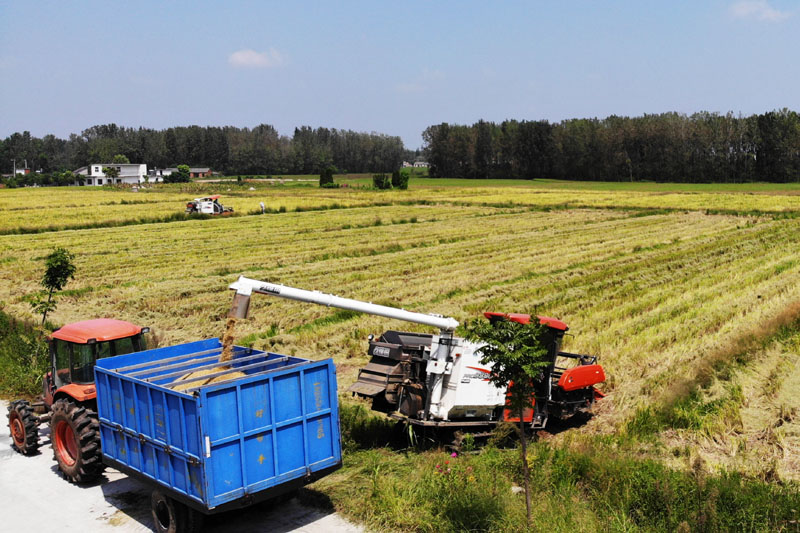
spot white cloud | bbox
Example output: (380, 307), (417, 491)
(730, 0), (791, 22)
(228, 48), (286, 68)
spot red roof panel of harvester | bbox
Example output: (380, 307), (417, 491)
(483, 312), (568, 331)
(51, 319), (143, 344)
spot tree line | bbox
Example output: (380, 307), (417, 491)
(423, 110), (800, 182)
(0, 124), (406, 177)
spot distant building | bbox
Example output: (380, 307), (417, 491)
(402, 161), (413, 168)
(148, 168), (171, 181)
(189, 167), (212, 178)
(152, 167), (212, 179)
(73, 164), (148, 186)
(413, 161), (429, 168)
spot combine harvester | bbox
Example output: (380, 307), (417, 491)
(7, 315), (341, 533)
(229, 276), (606, 433)
(185, 195), (234, 215)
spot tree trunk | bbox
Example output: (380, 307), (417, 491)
(41, 289), (53, 326)
(519, 405), (532, 526)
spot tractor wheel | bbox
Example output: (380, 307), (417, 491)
(7, 400), (40, 455)
(151, 489), (204, 533)
(49, 399), (105, 483)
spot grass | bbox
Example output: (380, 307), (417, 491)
(316, 404), (800, 532)
(0, 308), (50, 398)
(4, 178), (800, 530)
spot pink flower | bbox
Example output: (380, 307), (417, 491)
(451, 452), (458, 457)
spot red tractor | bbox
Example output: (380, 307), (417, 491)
(7, 319), (148, 482)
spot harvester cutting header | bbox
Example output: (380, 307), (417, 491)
(229, 276), (605, 430)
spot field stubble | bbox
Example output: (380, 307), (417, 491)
(3, 182), (800, 492)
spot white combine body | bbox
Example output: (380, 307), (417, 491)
(185, 195), (233, 215)
(228, 276), (605, 429)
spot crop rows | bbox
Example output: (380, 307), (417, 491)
(3, 184), (800, 479)
(4, 182), (800, 234)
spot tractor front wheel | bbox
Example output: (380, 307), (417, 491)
(49, 399), (105, 483)
(7, 400), (40, 454)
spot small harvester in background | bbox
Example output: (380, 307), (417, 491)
(185, 195), (234, 215)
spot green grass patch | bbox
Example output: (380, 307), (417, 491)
(0, 308), (50, 399)
(319, 410), (800, 532)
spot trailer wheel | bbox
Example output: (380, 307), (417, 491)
(7, 400), (40, 455)
(151, 490), (204, 533)
(49, 399), (105, 483)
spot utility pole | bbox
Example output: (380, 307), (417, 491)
(11, 158), (15, 176)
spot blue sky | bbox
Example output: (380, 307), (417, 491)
(1, 1), (798, 148)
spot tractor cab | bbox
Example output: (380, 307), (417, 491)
(45, 319), (149, 405)
(9, 318), (149, 479)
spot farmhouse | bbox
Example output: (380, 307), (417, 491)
(152, 167), (213, 179)
(73, 163), (148, 186)
(148, 168), (170, 181)
(188, 167), (212, 178)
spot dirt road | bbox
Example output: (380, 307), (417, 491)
(1, 400), (360, 533)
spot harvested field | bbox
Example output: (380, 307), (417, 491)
(3, 180), (800, 528)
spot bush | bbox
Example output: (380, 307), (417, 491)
(391, 169), (409, 190)
(372, 173), (392, 190)
(320, 165), (337, 188)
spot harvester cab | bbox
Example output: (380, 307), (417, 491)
(484, 312), (606, 428)
(7, 318), (148, 483)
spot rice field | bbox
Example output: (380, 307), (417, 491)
(2, 179), (800, 485)
(4, 179), (800, 234)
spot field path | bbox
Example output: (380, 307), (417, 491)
(0, 400), (361, 533)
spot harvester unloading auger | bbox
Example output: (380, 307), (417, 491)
(229, 276), (605, 430)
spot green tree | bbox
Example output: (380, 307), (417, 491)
(112, 153), (130, 164)
(372, 173), (392, 189)
(391, 169), (409, 189)
(102, 166), (120, 183)
(319, 165), (337, 187)
(165, 164), (191, 183)
(464, 316), (550, 527)
(30, 247), (76, 326)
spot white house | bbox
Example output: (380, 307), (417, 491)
(148, 168), (171, 181)
(73, 164), (148, 186)
(413, 161), (429, 168)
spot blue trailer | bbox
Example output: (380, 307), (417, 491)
(94, 338), (342, 532)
